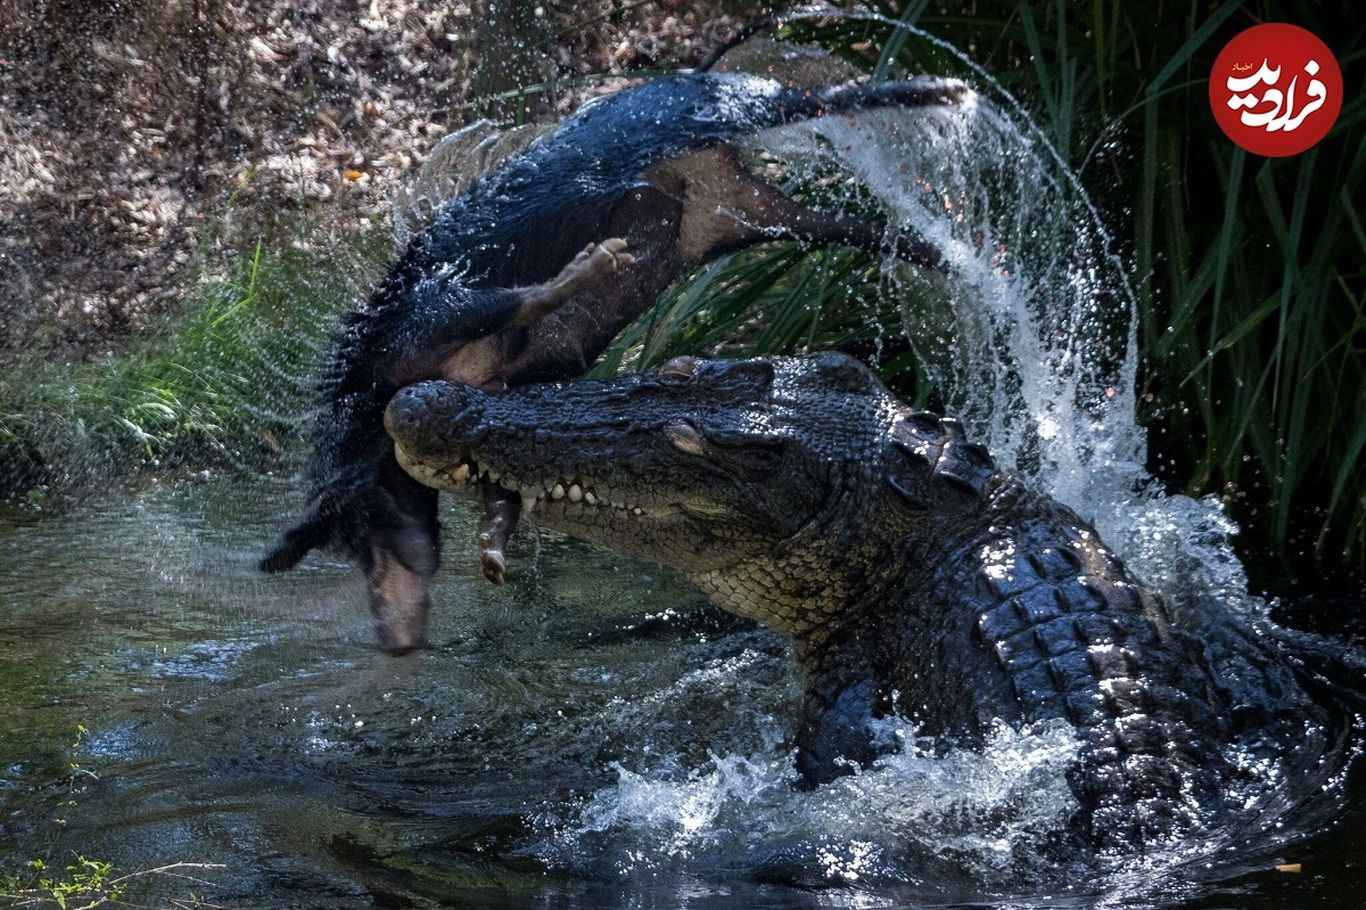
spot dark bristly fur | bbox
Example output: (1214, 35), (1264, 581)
(261, 71), (970, 652)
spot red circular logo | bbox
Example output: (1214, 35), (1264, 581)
(1209, 23), (1342, 157)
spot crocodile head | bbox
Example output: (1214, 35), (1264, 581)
(384, 353), (990, 642)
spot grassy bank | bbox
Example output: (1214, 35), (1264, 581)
(0, 224), (391, 497)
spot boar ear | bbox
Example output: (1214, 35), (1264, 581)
(809, 352), (877, 394)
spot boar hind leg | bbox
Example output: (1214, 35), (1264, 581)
(438, 237), (637, 390)
(510, 237), (636, 325)
(673, 144), (941, 268)
(398, 238), (635, 388)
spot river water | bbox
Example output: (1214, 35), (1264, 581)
(0, 474), (1362, 908)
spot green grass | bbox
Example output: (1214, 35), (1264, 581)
(0, 224), (390, 496)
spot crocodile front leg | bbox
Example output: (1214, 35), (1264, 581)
(794, 641), (893, 787)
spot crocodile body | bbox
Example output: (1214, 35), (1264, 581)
(382, 353), (1357, 854)
(259, 72), (967, 652)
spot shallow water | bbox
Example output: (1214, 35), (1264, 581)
(0, 475), (1361, 909)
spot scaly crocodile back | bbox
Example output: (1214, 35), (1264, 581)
(885, 409), (1241, 851)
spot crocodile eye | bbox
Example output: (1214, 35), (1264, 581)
(704, 428), (788, 473)
(664, 419), (706, 456)
(659, 355), (698, 383)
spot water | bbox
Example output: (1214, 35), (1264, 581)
(2, 476), (1360, 908)
(3, 20), (1363, 910)
(752, 28), (1253, 624)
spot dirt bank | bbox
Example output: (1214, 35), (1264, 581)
(0, 0), (742, 361)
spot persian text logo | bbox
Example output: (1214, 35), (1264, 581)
(1209, 23), (1343, 157)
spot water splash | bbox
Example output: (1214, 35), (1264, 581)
(533, 659), (1082, 889)
(767, 102), (1141, 506)
(750, 20), (1257, 620)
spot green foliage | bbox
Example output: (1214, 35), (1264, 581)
(0, 856), (219, 909)
(1, 855), (120, 909)
(603, 1), (1364, 576)
(594, 245), (908, 378)
(0, 226), (389, 494)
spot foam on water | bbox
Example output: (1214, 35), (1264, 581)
(532, 649), (1082, 888)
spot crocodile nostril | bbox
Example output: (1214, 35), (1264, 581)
(384, 386), (432, 438)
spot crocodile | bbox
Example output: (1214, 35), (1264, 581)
(258, 71), (969, 653)
(382, 352), (1361, 854)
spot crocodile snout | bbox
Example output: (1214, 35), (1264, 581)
(385, 381), (485, 459)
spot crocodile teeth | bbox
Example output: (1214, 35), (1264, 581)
(487, 474), (651, 514)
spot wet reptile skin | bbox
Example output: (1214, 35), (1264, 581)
(384, 352), (1349, 856)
